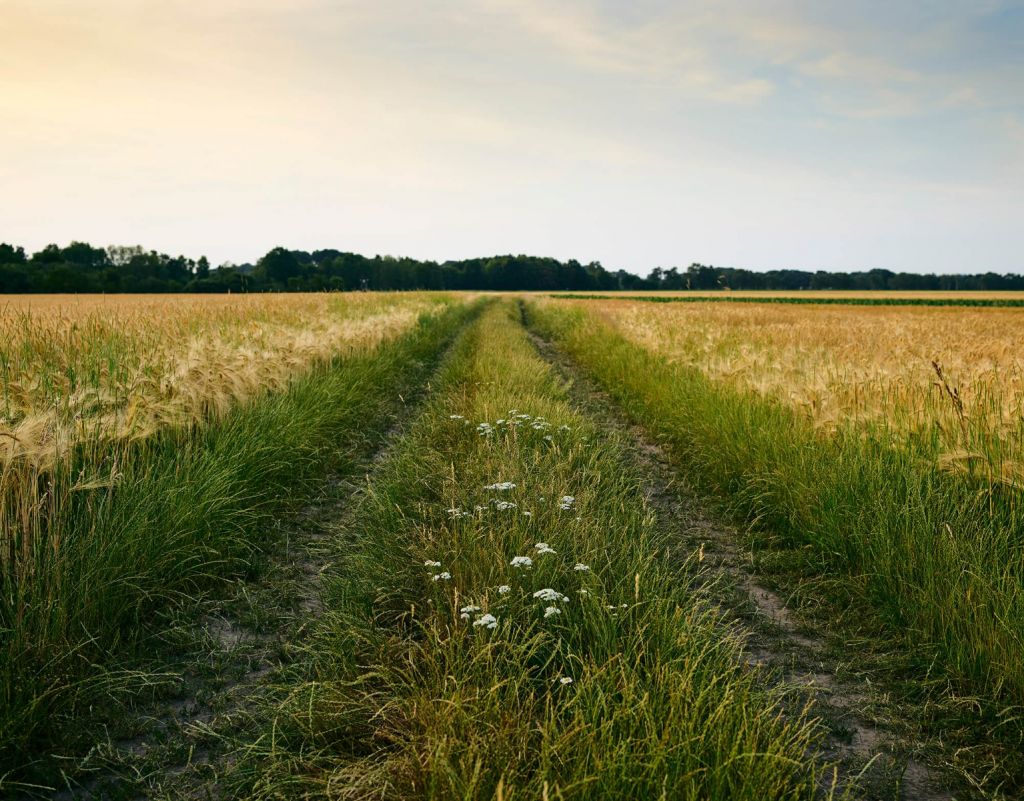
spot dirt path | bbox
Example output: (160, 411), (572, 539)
(525, 322), (956, 801)
(44, 309), (959, 800)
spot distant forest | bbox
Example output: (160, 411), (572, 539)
(1, 241), (1022, 293)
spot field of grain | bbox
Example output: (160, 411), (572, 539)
(7, 292), (1024, 800)
(587, 299), (1024, 479)
(0, 293), (441, 468)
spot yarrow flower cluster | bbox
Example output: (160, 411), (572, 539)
(423, 560), (442, 568)
(432, 571), (452, 582)
(510, 555), (533, 569)
(477, 422), (494, 436)
(544, 606), (562, 618)
(493, 500), (517, 511)
(573, 563), (590, 572)
(484, 481), (516, 491)
(459, 603), (498, 630)
(497, 584), (512, 594)
(533, 588), (569, 603)
(558, 496), (575, 511)
(534, 541), (556, 555)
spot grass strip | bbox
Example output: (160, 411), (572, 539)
(0, 300), (481, 788)
(228, 301), (837, 800)
(554, 294), (1024, 308)
(525, 300), (1024, 793)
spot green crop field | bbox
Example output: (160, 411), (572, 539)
(4, 293), (1024, 800)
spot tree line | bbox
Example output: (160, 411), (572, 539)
(1, 242), (1021, 293)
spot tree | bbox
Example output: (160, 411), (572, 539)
(256, 247), (301, 287)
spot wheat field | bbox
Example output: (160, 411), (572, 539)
(0, 293), (445, 470)
(571, 298), (1024, 487)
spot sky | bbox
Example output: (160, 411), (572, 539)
(1, 1), (1022, 275)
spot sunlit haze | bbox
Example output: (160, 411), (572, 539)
(2, 1), (1022, 273)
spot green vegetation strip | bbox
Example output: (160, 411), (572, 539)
(227, 302), (834, 800)
(0, 301), (480, 787)
(526, 301), (1024, 792)
(554, 293), (1024, 308)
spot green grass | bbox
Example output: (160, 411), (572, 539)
(554, 293), (1024, 308)
(225, 302), (839, 800)
(0, 300), (479, 789)
(525, 300), (1024, 794)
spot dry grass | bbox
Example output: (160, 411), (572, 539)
(0, 293), (444, 469)
(577, 299), (1024, 478)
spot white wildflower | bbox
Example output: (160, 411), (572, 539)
(533, 588), (569, 603)
(484, 481), (516, 491)
(494, 500), (517, 511)
(558, 496), (575, 510)
(559, 425), (571, 432)
(477, 422), (494, 436)
(559, 676), (574, 685)
(423, 560), (442, 568)
(522, 511), (532, 518)
(543, 606), (561, 618)
(510, 556), (533, 569)
(473, 613), (498, 629)
(449, 414), (464, 420)
(573, 563), (590, 572)
(543, 435), (553, 442)
(432, 572), (452, 582)
(497, 584), (512, 595)
(534, 542), (556, 555)
(460, 605), (481, 614)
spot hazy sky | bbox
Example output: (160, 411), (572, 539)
(2, 1), (1022, 274)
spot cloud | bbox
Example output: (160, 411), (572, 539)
(476, 0), (776, 105)
(0, 0), (1021, 272)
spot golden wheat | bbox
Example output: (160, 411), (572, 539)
(0, 293), (445, 469)
(549, 298), (1024, 479)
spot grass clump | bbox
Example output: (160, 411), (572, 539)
(230, 302), (838, 800)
